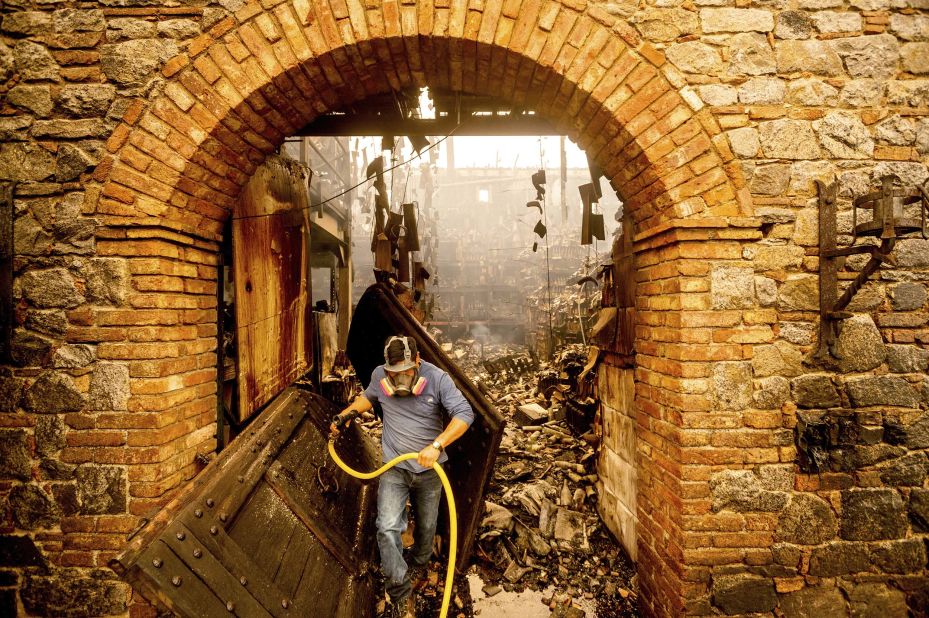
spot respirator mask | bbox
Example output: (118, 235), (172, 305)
(387, 370), (419, 397)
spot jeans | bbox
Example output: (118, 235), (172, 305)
(376, 466), (443, 602)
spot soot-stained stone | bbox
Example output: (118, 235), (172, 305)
(11, 329), (53, 368)
(0, 535), (47, 568)
(846, 376), (920, 408)
(778, 585), (847, 617)
(809, 542), (871, 576)
(909, 489), (929, 532)
(9, 484), (61, 530)
(0, 429), (31, 481)
(51, 483), (79, 517)
(791, 375), (840, 409)
(711, 573), (777, 615)
(870, 538), (927, 573)
(40, 458), (75, 481)
(23, 372), (86, 413)
(840, 488), (908, 541)
(880, 453), (928, 487)
(75, 465), (127, 515)
(21, 569), (128, 618)
(34, 415), (66, 456)
(776, 493), (838, 545)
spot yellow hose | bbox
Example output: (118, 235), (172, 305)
(327, 439), (458, 618)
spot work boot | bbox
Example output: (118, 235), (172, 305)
(408, 564), (427, 592)
(387, 594), (415, 618)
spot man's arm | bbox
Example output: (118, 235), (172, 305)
(416, 418), (469, 468)
(417, 372), (474, 467)
(329, 395), (374, 435)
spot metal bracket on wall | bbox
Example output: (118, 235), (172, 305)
(815, 176), (929, 360)
(0, 182), (14, 364)
(815, 179), (840, 360)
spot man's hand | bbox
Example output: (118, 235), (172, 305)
(329, 411), (357, 437)
(417, 444), (441, 468)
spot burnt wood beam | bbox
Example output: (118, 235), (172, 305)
(295, 114), (560, 137)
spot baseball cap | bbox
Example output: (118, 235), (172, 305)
(384, 336), (418, 372)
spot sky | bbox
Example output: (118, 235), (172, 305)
(436, 135), (590, 170)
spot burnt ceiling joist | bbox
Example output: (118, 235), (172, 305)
(295, 90), (560, 137)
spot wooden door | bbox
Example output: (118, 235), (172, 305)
(111, 389), (379, 617)
(233, 156), (314, 422)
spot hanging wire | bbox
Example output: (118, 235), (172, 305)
(388, 138), (399, 213)
(401, 144), (423, 204)
(233, 129), (457, 221)
(539, 137), (554, 361)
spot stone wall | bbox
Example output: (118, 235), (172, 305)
(1, 5), (225, 616)
(0, 0), (927, 616)
(604, 0), (929, 613)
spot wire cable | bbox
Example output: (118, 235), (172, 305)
(539, 138), (554, 361)
(233, 130), (458, 222)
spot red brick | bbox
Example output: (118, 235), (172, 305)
(66, 431), (127, 447)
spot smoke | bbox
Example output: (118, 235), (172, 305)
(469, 322), (501, 345)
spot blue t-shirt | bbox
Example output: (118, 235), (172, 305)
(363, 360), (475, 473)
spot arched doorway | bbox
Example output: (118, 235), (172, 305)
(93, 2), (748, 615)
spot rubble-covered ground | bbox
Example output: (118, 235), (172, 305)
(378, 341), (639, 618)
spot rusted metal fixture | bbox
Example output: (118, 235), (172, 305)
(579, 183), (605, 246)
(816, 176), (929, 359)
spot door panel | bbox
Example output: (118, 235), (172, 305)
(112, 388), (377, 617)
(233, 156), (314, 422)
(113, 285), (505, 616)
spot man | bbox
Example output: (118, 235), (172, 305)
(330, 335), (474, 618)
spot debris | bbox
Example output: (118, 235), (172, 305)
(514, 519), (551, 557)
(503, 480), (555, 517)
(553, 508), (590, 552)
(481, 501), (514, 532)
(503, 560), (531, 584)
(572, 488), (586, 510)
(551, 606), (586, 618)
(553, 461), (585, 474)
(515, 402), (548, 426)
(459, 339), (636, 617)
(538, 499), (557, 538)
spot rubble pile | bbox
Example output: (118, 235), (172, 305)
(475, 425), (634, 602)
(439, 341), (538, 385)
(464, 343), (637, 617)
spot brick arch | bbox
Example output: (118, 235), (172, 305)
(98, 0), (748, 242)
(90, 2), (752, 616)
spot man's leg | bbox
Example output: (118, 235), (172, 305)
(408, 468), (443, 568)
(376, 467), (413, 604)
